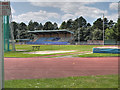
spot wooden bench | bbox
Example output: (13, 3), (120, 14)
(32, 46), (40, 51)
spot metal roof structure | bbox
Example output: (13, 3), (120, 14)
(28, 29), (74, 34)
(16, 39), (32, 41)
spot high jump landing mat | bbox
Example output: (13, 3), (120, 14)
(93, 46), (120, 54)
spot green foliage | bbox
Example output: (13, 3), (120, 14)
(38, 23), (43, 30)
(93, 18), (103, 30)
(28, 20), (34, 31)
(11, 16), (118, 41)
(53, 22), (58, 30)
(92, 28), (103, 40)
(11, 21), (18, 39)
(33, 21), (39, 30)
(105, 21), (118, 41)
(60, 21), (67, 29)
(43, 21), (54, 30)
(18, 22), (28, 39)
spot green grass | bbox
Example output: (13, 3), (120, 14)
(5, 45), (119, 58)
(4, 51), (74, 58)
(5, 75), (118, 88)
(4, 51), (52, 58)
(75, 53), (119, 57)
(11, 44), (105, 51)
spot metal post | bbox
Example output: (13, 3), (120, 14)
(78, 20), (80, 45)
(78, 28), (80, 45)
(0, 15), (4, 90)
(0, 1), (11, 89)
(7, 16), (10, 51)
(103, 14), (104, 45)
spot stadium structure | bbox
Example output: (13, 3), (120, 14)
(27, 30), (74, 45)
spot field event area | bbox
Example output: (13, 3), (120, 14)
(5, 45), (119, 58)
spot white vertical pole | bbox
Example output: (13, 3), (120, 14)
(0, 1), (4, 89)
(0, 15), (4, 90)
(103, 14), (104, 45)
(78, 28), (80, 44)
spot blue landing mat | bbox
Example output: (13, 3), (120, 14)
(93, 48), (120, 54)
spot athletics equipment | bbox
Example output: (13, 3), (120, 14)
(0, 1), (11, 89)
(93, 46), (120, 54)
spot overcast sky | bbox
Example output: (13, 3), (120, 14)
(10, 1), (119, 27)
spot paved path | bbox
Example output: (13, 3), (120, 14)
(4, 57), (118, 80)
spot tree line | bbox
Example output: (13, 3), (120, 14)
(11, 16), (120, 41)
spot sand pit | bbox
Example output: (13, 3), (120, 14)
(24, 50), (76, 54)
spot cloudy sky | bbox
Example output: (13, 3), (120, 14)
(10, 1), (119, 27)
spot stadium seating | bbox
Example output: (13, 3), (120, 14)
(27, 37), (70, 45)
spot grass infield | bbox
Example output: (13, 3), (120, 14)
(5, 44), (119, 58)
(5, 75), (118, 88)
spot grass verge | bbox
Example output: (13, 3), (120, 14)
(74, 53), (119, 57)
(5, 75), (118, 88)
(5, 45), (119, 58)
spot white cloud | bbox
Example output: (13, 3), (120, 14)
(30, 2), (108, 21)
(75, 6), (108, 19)
(8, 0), (119, 2)
(109, 3), (118, 10)
(106, 13), (118, 22)
(12, 2), (118, 25)
(30, 2), (108, 18)
(62, 14), (75, 21)
(12, 10), (60, 23)
(11, 6), (15, 14)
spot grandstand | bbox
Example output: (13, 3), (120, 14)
(27, 30), (74, 45)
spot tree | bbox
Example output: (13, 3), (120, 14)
(108, 20), (115, 28)
(38, 23), (43, 30)
(33, 21), (39, 30)
(60, 21), (67, 29)
(53, 22), (58, 30)
(18, 22), (28, 39)
(66, 19), (73, 29)
(118, 18), (120, 41)
(28, 20), (34, 31)
(43, 21), (54, 30)
(92, 28), (103, 40)
(87, 23), (91, 27)
(75, 16), (87, 28)
(18, 22), (27, 30)
(105, 18), (119, 41)
(93, 18), (103, 30)
(11, 21), (18, 39)
(105, 28), (114, 40)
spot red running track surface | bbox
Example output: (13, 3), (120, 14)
(4, 57), (118, 80)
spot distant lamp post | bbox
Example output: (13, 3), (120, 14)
(78, 20), (80, 45)
(78, 28), (80, 45)
(103, 14), (104, 45)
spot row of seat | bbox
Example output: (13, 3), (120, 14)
(27, 37), (70, 45)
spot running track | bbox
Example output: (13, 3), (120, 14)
(4, 57), (118, 80)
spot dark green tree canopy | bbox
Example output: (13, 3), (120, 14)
(43, 21), (54, 30)
(93, 18), (103, 30)
(60, 21), (67, 29)
(28, 20), (34, 31)
(11, 16), (118, 41)
(53, 22), (58, 30)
